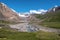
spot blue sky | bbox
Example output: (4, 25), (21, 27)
(0, 0), (60, 13)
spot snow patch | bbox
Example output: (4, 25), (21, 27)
(11, 8), (17, 13)
(19, 13), (28, 17)
(1, 2), (6, 6)
(53, 8), (55, 12)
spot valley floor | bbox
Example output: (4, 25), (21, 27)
(0, 28), (60, 40)
(0, 17), (60, 40)
(39, 22), (60, 29)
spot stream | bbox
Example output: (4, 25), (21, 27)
(9, 17), (60, 33)
(9, 22), (60, 33)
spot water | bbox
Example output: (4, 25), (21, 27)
(9, 22), (60, 33)
(9, 17), (60, 33)
(9, 23), (39, 32)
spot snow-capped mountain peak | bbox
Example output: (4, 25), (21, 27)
(48, 5), (60, 12)
(53, 5), (58, 12)
(0, 2), (20, 22)
(0, 2), (6, 6)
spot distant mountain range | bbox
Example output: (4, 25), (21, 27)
(0, 2), (60, 22)
(30, 5), (60, 22)
(45, 6), (60, 22)
(48, 6), (60, 12)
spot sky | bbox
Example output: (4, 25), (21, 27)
(0, 0), (60, 14)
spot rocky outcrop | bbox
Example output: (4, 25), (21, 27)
(0, 2), (20, 22)
(48, 6), (60, 12)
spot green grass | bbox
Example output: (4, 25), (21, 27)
(0, 20), (20, 25)
(36, 31), (60, 40)
(33, 11), (60, 29)
(0, 28), (60, 40)
(0, 20), (12, 24)
(39, 22), (60, 29)
(0, 28), (38, 40)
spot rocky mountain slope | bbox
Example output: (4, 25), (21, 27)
(44, 6), (60, 22)
(30, 6), (60, 22)
(29, 6), (60, 29)
(0, 2), (20, 22)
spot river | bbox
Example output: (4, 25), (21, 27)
(9, 17), (60, 33)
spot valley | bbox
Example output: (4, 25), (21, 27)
(9, 19), (60, 33)
(0, 2), (60, 40)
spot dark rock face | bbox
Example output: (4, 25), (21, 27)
(55, 6), (60, 11)
(48, 6), (60, 12)
(0, 2), (20, 22)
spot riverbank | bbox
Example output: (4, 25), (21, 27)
(0, 28), (60, 40)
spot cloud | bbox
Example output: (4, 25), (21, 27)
(38, 9), (47, 12)
(18, 9), (47, 17)
(18, 13), (29, 17)
(54, 5), (58, 7)
(30, 10), (41, 14)
(30, 9), (47, 14)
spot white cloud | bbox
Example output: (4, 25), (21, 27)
(38, 9), (47, 12)
(30, 9), (47, 14)
(54, 5), (58, 7)
(30, 10), (41, 14)
(18, 9), (47, 16)
(18, 13), (29, 17)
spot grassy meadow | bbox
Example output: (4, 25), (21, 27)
(0, 28), (60, 40)
(39, 22), (60, 29)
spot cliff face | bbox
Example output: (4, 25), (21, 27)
(0, 3), (20, 22)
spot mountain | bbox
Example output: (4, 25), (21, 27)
(0, 2), (20, 22)
(48, 6), (60, 12)
(44, 6), (60, 22)
(30, 6), (60, 22)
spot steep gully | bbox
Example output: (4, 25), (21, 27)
(9, 17), (60, 33)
